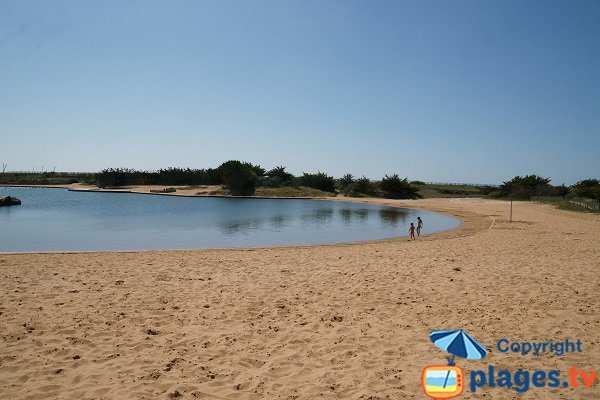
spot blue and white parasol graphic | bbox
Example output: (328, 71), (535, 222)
(429, 329), (488, 391)
(430, 329), (488, 365)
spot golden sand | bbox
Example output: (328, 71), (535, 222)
(1, 198), (598, 399)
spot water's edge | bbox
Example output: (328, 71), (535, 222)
(0, 186), (462, 253)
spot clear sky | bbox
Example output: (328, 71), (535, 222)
(1, 1), (598, 185)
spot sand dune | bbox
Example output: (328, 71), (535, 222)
(1, 198), (598, 399)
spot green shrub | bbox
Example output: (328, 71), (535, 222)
(300, 171), (336, 193)
(217, 160), (258, 195)
(379, 174), (420, 199)
(479, 185), (498, 195)
(338, 174), (355, 190)
(267, 166), (295, 184)
(571, 179), (600, 199)
(354, 176), (377, 196)
(225, 168), (258, 195)
(156, 167), (218, 185)
(97, 167), (221, 187)
(498, 175), (552, 199)
(258, 175), (282, 188)
(243, 162), (266, 177)
(96, 168), (145, 187)
(556, 184), (570, 198)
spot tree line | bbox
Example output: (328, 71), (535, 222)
(495, 175), (599, 202)
(2, 163), (597, 202)
(90, 164), (600, 202)
(95, 161), (421, 198)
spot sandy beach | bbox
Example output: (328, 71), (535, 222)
(1, 198), (598, 399)
(0, 184), (222, 197)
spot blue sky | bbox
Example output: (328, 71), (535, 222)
(1, 1), (598, 185)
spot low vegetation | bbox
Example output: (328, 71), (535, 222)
(379, 174), (421, 199)
(571, 179), (600, 201)
(2, 165), (597, 209)
(300, 172), (336, 193)
(254, 186), (336, 198)
(213, 161), (257, 195)
(0, 171), (95, 185)
(339, 175), (378, 197)
(496, 175), (567, 199)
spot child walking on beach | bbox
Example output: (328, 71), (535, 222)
(409, 223), (416, 241)
(417, 217), (423, 236)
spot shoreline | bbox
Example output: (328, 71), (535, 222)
(1, 183), (334, 198)
(0, 185), (497, 255)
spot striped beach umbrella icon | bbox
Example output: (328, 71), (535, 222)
(430, 329), (488, 364)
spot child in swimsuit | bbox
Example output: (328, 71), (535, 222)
(409, 223), (416, 240)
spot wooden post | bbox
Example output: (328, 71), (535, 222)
(510, 200), (513, 222)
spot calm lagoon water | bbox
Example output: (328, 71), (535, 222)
(0, 187), (459, 252)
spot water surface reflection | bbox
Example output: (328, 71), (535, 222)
(0, 188), (460, 251)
